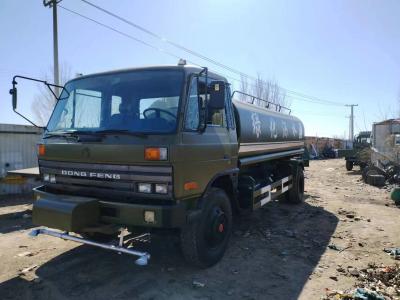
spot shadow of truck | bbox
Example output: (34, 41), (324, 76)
(0, 197), (338, 300)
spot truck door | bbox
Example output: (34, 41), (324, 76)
(177, 76), (237, 198)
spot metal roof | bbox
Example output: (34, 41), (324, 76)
(374, 119), (400, 125)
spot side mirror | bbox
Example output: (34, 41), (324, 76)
(208, 81), (226, 110)
(10, 87), (17, 110)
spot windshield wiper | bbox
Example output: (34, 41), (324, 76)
(43, 130), (104, 141)
(43, 129), (148, 140)
(94, 129), (147, 138)
(42, 131), (80, 140)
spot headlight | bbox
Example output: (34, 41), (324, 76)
(144, 210), (155, 223)
(43, 173), (50, 182)
(155, 183), (168, 194)
(138, 183), (152, 193)
(44, 173), (56, 183)
(49, 174), (56, 183)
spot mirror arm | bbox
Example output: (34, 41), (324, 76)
(46, 83), (59, 99)
(12, 75), (70, 100)
(13, 110), (43, 128)
(10, 75), (60, 129)
(13, 75), (64, 89)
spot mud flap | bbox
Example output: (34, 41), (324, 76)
(33, 196), (100, 232)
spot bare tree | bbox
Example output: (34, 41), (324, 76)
(376, 104), (395, 122)
(238, 73), (290, 110)
(397, 86), (400, 118)
(31, 63), (72, 126)
(238, 75), (250, 102)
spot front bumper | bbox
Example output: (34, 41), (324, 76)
(33, 185), (188, 232)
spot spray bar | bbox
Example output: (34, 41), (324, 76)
(29, 228), (150, 266)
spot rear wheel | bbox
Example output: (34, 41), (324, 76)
(346, 160), (354, 171)
(285, 166), (305, 204)
(180, 188), (232, 268)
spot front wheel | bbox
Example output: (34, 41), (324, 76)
(180, 188), (232, 268)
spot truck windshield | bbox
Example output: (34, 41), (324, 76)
(46, 69), (184, 134)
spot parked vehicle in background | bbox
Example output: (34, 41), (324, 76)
(10, 62), (307, 267)
(338, 131), (371, 171)
(321, 144), (336, 159)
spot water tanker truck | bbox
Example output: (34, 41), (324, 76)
(10, 63), (307, 267)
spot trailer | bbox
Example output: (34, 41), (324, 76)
(10, 62), (307, 267)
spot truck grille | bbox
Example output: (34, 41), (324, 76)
(38, 160), (173, 201)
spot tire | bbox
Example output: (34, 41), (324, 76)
(362, 166), (370, 182)
(346, 160), (354, 171)
(285, 166), (305, 204)
(180, 188), (232, 268)
(367, 174), (385, 187)
(366, 168), (379, 178)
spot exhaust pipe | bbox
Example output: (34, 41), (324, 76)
(29, 228), (150, 266)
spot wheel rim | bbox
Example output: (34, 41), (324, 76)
(205, 206), (228, 248)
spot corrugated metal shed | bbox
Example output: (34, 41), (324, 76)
(0, 124), (43, 194)
(371, 119), (400, 166)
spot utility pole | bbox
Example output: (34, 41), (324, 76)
(345, 104), (358, 144)
(43, 0), (61, 96)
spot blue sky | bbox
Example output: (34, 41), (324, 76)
(1, 0), (399, 138)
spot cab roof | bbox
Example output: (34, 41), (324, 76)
(68, 65), (227, 84)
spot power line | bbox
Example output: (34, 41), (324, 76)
(60, 3), (349, 109)
(58, 5), (183, 62)
(59, 5), (345, 108)
(78, 0), (346, 107)
(79, 0), (251, 79)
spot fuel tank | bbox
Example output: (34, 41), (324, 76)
(233, 100), (305, 158)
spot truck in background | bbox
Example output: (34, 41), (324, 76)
(338, 131), (371, 171)
(10, 62), (307, 267)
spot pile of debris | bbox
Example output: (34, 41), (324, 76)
(324, 263), (400, 299)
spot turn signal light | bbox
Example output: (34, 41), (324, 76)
(184, 181), (199, 191)
(38, 144), (46, 156)
(144, 147), (167, 161)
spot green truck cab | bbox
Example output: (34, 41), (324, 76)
(338, 131), (371, 171)
(10, 63), (307, 267)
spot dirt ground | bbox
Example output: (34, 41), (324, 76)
(0, 159), (399, 300)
